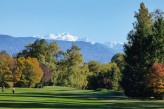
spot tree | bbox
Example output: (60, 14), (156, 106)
(0, 51), (15, 87)
(99, 63), (121, 90)
(148, 63), (164, 99)
(55, 45), (88, 89)
(147, 11), (164, 99)
(110, 63), (121, 91)
(17, 39), (60, 64)
(111, 53), (125, 72)
(88, 61), (100, 74)
(121, 3), (154, 98)
(16, 57), (43, 87)
(41, 64), (52, 85)
(66, 45), (85, 88)
(17, 39), (60, 85)
(151, 10), (164, 63)
(79, 63), (89, 89)
(87, 62), (121, 90)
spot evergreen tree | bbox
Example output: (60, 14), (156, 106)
(151, 10), (164, 63)
(146, 10), (164, 99)
(121, 3), (154, 97)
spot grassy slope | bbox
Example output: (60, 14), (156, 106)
(0, 86), (163, 109)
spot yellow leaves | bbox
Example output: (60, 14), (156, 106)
(0, 51), (15, 82)
(16, 57), (43, 87)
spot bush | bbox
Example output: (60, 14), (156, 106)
(15, 80), (27, 87)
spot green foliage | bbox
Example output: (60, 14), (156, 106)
(17, 39), (60, 85)
(56, 45), (88, 89)
(122, 3), (164, 98)
(15, 80), (27, 87)
(111, 53), (125, 72)
(151, 10), (164, 63)
(88, 61), (100, 74)
(0, 40), (123, 91)
(17, 39), (47, 63)
(87, 62), (121, 91)
(110, 63), (121, 91)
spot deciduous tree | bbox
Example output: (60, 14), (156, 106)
(148, 63), (164, 99)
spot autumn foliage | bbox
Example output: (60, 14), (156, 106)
(148, 63), (164, 96)
(16, 57), (43, 87)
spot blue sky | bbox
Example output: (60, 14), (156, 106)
(0, 0), (164, 43)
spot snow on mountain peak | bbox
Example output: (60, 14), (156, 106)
(35, 32), (78, 41)
(34, 32), (95, 44)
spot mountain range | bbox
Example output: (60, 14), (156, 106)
(0, 33), (124, 63)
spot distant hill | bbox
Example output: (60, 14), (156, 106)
(0, 34), (123, 63)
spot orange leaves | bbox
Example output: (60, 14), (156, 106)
(148, 63), (164, 93)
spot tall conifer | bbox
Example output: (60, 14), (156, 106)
(122, 3), (153, 97)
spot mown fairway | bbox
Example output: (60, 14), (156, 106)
(0, 86), (163, 109)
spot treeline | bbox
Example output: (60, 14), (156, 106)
(0, 39), (123, 91)
(0, 51), (43, 88)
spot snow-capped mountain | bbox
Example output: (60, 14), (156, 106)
(0, 34), (117, 63)
(34, 32), (95, 44)
(0, 33), (124, 62)
(34, 32), (78, 41)
(33, 32), (123, 52)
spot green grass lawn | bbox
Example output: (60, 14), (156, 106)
(0, 86), (163, 109)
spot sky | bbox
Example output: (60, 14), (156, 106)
(0, 0), (164, 43)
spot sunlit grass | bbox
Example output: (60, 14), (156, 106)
(0, 86), (163, 109)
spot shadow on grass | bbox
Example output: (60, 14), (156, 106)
(0, 100), (163, 109)
(0, 88), (163, 109)
(0, 91), (127, 100)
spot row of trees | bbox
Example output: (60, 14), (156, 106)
(122, 3), (164, 99)
(0, 39), (122, 90)
(0, 51), (43, 87)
